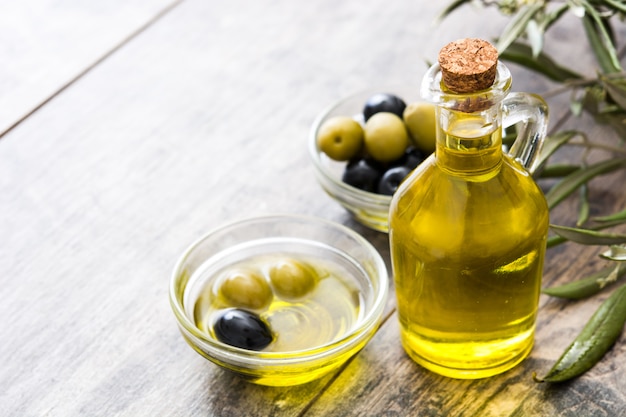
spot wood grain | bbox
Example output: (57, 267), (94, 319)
(0, 0), (624, 416)
(0, 0), (181, 137)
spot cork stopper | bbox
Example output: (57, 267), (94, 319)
(438, 38), (498, 93)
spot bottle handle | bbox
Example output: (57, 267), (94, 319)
(502, 93), (549, 175)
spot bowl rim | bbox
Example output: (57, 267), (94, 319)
(169, 213), (389, 366)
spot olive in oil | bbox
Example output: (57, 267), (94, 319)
(389, 112), (549, 379)
(192, 253), (363, 354)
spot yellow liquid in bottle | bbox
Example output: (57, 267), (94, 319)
(389, 115), (549, 379)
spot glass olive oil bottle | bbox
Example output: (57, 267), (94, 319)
(389, 39), (549, 379)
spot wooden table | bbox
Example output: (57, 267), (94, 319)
(2, 1), (625, 415)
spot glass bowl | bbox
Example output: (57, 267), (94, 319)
(308, 86), (423, 233)
(169, 214), (389, 386)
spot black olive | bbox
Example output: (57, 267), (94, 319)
(213, 309), (273, 350)
(377, 165), (413, 196)
(342, 157), (384, 192)
(363, 93), (407, 121)
(391, 146), (425, 170)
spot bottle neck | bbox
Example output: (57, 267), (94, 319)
(435, 105), (504, 178)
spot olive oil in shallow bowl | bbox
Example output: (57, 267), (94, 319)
(169, 215), (388, 386)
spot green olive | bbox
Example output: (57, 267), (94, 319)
(403, 102), (437, 154)
(317, 116), (364, 161)
(363, 112), (409, 162)
(269, 258), (318, 299)
(216, 269), (273, 310)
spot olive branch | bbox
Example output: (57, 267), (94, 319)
(440, 0), (626, 382)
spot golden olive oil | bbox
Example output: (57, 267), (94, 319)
(191, 251), (363, 353)
(186, 247), (367, 385)
(389, 113), (549, 379)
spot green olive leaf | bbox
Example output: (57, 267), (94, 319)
(547, 219), (626, 248)
(539, 164), (581, 178)
(500, 42), (582, 82)
(577, 184), (590, 226)
(546, 235), (566, 249)
(542, 263), (626, 299)
(497, 3), (545, 53)
(542, 3), (569, 30)
(546, 216), (626, 248)
(600, 245), (626, 261)
(545, 158), (626, 209)
(535, 131), (582, 171)
(435, 0), (473, 23)
(602, 76), (626, 111)
(600, 0), (626, 13)
(550, 224), (626, 245)
(581, 11), (622, 73)
(534, 283), (626, 382)
(594, 208), (626, 223)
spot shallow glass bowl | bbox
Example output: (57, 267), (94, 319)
(169, 214), (388, 386)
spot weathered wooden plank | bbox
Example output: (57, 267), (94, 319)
(0, 0), (181, 137)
